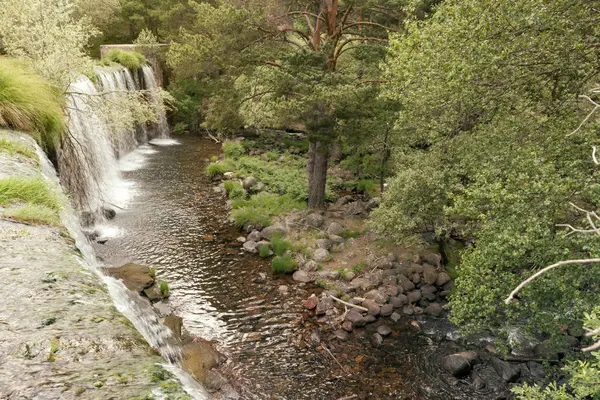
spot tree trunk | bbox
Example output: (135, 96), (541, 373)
(307, 139), (330, 209)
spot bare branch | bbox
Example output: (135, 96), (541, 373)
(567, 95), (600, 136)
(582, 340), (600, 352)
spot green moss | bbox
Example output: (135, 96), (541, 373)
(315, 280), (331, 289)
(0, 137), (37, 160)
(103, 49), (147, 70)
(0, 58), (64, 151)
(271, 255), (296, 274)
(222, 141), (245, 159)
(147, 364), (174, 383)
(206, 159), (235, 177)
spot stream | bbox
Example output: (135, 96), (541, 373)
(93, 135), (507, 400)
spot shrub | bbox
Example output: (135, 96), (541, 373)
(159, 281), (169, 297)
(265, 151), (278, 161)
(206, 160), (235, 177)
(271, 235), (293, 257)
(223, 181), (246, 200)
(230, 206), (271, 228)
(357, 179), (377, 196)
(222, 141), (245, 159)
(258, 244), (270, 258)
(103, 49), (147, 70)
(0, 59), (64, 151)
(271, 255), (296, 273)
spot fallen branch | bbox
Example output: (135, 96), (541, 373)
(205, 129), (220, 143)
(330, 295), (368, 312)
(321, 343), (348, 374)
(505, 258), (600, 304)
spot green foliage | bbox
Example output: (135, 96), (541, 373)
(0, 59), (64, 151)
(258, 244), (270, 258)
(159, 281), (169, 297)
(271, 255), (296, 274)
(340, 229), (363, 239)
(0, 177), (61, 211)
(222, 141), (245, 159)
(271, 235), (293, 257)
(315, 280), (331, 289)
(0, 137), (37, 160)
(356, 179), (377, 196)
(223, 181), (246, 200)
(230, 192), (305, 216)
(230, 207), (271, 229)
(205, 160), (235, 178)
(352, 263), (365, 274)
(336, 267), (350, 280)
(103, 49), (147, 70)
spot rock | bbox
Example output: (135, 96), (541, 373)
(422, 253), (442, 268)
(236, 236), (246, 243)
(242, 240), (258, 253)
(316, 239), (333, 250)
(242, 176), (257, 190)
(101, 207), (116, 220)
(402, 305), (414, 315)
(533, 340), (560, 360)
(390, 295), (408, 308)
(413, 306), (424, 315)
(223, 171), (235, 178)
(302, 260), (318, 272)
(364, 315), (377, 323)
(490, 357), (520, 382)
(441, 352), (478, 378)
(411, 273), (421, 284)
(382, 285), (400, 297)
(182, 339), (224, 382)
(407, 290), (422, 304)
(305, 213), (325, 228)
(422, 292), (437, 301)
(309, 330), (321, 346)
(105, 263), (155, 293)
(164, 315), (183, 340)
(143, 285), (164, 302)
(326, 222), (344, 236)
(81, 211), (95, 227)
(421, 284), (437, 294)
(364, 289), (388, 305)
(377, 325), (392, 337)
(424, 303), (443, 317)
(315, 297), (334, 316)
(423, 267), (438, 285)
(361, 299), (381, 316)
(261, 225), (286, 240)
(347, 201), (367, 215)
(153, 302), (173, 317)
(366, 198), (379, 211)
(342, 271), (356, 281)
(253, 272), (267, 284)
(213, 186), (224, 194)
(371, 333), (384, 348)
(305, 294), (318, 310)
(350, 277), (375, 291)
(204, 370), (229, 392)
(313, 248), (330, 263)
(380, 304), (394, 317)
(527, 361), (545, 380)
(317, 270), (339, 280)
(345, 309), (367, 328)
(336, 195), (354, 206)
(278, 285), (289, 295)
(247, 230), (262, 242)
(390, 312), (402, 323)
(293, 270), (313, 283)
(436, 272), (451, 287)
(471, 372), (486, 390)
(334, 329), (349, 341)
(329, 234), (345, 244)
(255, 182), (265, 192)
(398, 276), (415, 292)
(342, 320), (354, 332)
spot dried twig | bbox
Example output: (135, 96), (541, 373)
(321, 343), (348, 374)
(329, 295), (368, 311)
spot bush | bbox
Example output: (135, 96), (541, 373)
(103, 49), (147, 70)
(222, 141), (245, 159)
(206, 159), (235, 177)
(271, 235), (293, 257)
(230, 206), (271, 228)
(357, 179), (377, 196)
(271, 255), (296, 273)
(223, 181), (246, 200)
(258, 244), (270, 258)
(0, 59), (64, 151)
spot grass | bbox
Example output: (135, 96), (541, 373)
(315, 280), (331, 289)
(231, 192), (305, 215)
(336, 267), (350, 280)
(0, 58), (64, 150)
(0, 137), (37, 160)
(47, 338), (60, 362)
(5, 204), (61, 226)
(0, 177), (62, 226)
(206, 160), (235, 178)
(271, 255), (296, 274)
(352, 262), (366, 273)
(103, 49), (147, 70)
(265, 151), (278, 161)
(222, 141), (245, 159)
(258, 244), (271, 258)
(159, 281), (169, 297)
(236, 156), (309, 201)
(271, 234), (293, 257)
(282, 136), (309, 152)
(230, 206), (271, 228)
(340, 228), (363, 239)
(223, 181), (246, 200)
(357, 179), (378, 196)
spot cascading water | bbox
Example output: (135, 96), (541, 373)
(142, 65), (170, 139)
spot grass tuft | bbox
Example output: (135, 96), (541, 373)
(0, 58), (64, 151)
(0, 137), (37, 160)
(103, 49), (147, 70)
(0, 177), (62, 226)
(271, 234), (293, 257)
(159, 281), (169, 297)
(206, 160), (235, 178)
(231, 192), (305, 215)
(5, 204), (61, 226)
(258, 244), (270, 258)
(271, 255), (296, 274)
(223, 181), (246, 200)
(230, 206), (271, 228)
(222, 141), (245, 159)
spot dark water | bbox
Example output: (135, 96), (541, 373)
(93, 135), (508, 400)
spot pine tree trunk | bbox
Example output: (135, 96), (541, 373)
(307, 139), (329, 210)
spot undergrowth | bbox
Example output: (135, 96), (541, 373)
(271, 255), (296, 273)
(206, 160), (235, 178)
(223, 181), (246, 200)
(271, 234), (293, 257)
(230, 192), (305, 228)
(222, 141), (245, 159)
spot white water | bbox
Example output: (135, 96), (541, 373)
(143, 65), (170, 138)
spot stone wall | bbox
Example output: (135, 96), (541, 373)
(100, 44), (170, 87)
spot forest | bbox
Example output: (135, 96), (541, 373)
(1, 0), (600, 398)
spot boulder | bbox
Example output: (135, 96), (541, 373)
(301, 260), (318, 272)
(398, 276), (415, 292)
(182, 339), (225, 383)
(421, 284), (437, 294)
(305, 213), (325, 228)
(361, 299), (381, 316)
(143, 285), (165, 302)
(316, 239), (333, 250)
(315, 297), (334, 316)
(382, 285), (400, 297)
(371, 333), (384, 348)
(261, 225), (286, 240)
(334, 329), (349, 341)
(242, 176), (257, 189)
(347, 201), (367, 216)
(164, 315), (183, 340)
(390, 312), (402, 323)
(101, 207), (116, 220)
(424, 303), (443, 317)
(441, 352), (479, 378)
(527, 361), (545, 380)
(105, 263), (155, 293)
(254, 182), (265, 192)
(329, 235), (345, 244)
(242, 240), (258, 253)
(390, 295), (408, 308)
(342, 271), (356, 281)
(247, 230), (262, 242)
(326, 222), (344, 236)
(204, 370), (229, 392)
(293, 270), (313, 283)
(407, 290), (422, 304)
(490, 357), (520, 382)
(436, 272), (451, 287)
(336, 195), (354, 206)
(350, 277), (375, 291)
(423, 267), (438, 285)
(364, 289), (388, 305)
(317, 270), (339, 280)
(342, 320), (354, 332)
(313, 248), (330, 263)
(345, 309), (367, 328)
(402, 305), (414, 315)
(364, 315), (377, 323)
(380, 304), (394, 317)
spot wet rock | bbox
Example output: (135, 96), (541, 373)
(293, 270), (313, 283)
(390, 295), (408, 308)
(101, 207), (116, 220)
(527, 361), (545, 380)
(242, 176), (257, 190)
(362, 299), (381, 316)
(247, 230), (262, 242)
(490, 357), (520, 382)
(261, 224), (287, 239)
(182, 338), (224, 382)
(143, 285), (165, 302)
(204, 370), (229, 392)
(365, 289), (388, 305)
(305, 294), (318, 310)
(345, 309), (367, 327)
(315, 297), (334, 316)
(377, 325), (392, 337)
(305, 213), (325, 228)
(313, 248), (330, 263)
(105, 263), (154, 293)
(436, 272), (451, 287)
(316, 239), (333, 250)
(371, 333), (384, 348)
(334, 329), (349, 341)
(301, 260), (318, 272)
(80, 211), (95, 227)
(407, 290), (422, 304)
(242, 240), (258, 253)
(441, 352), (478, 378)
(329, 234), (345, 244)
(326, 222), (344, 236)
(390, 312), (402, 323)
(424, 303), (443, 317)
(96, 237), (109, 244)
(164, 315), (183, 340)
(153, 302), (173, 317)
(423, 267), (438, 285)
(380, 304), (394, 317)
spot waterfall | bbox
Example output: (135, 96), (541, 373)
(59, 64), (170, 227)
